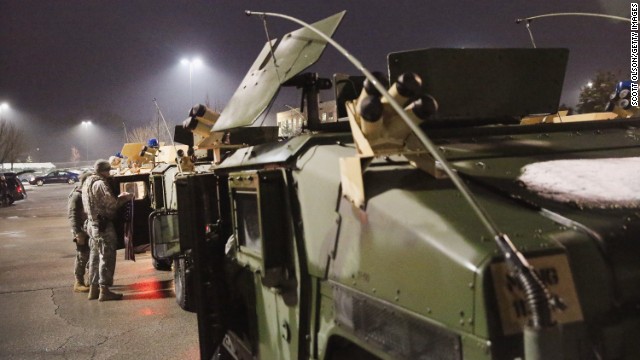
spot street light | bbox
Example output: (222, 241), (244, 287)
(180, 57), (203, 106)
(81, 120), (92, 162)
(0, 102), (9, 121)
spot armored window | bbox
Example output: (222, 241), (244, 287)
(235, 191), (262, 253)
(229, 170), (291, 288)
(119, 181), (147, 200)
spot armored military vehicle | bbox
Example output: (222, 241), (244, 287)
(109, 140), (190, 270)
(149, 115), (279, 311)
(152, 11), (640, 360)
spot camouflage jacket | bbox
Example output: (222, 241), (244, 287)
(67, 187), (88, 237)
(82, 174), (118, 222)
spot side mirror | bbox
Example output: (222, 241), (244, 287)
(150, 212), (180, 259)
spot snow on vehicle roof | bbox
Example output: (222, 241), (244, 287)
(519, 157), (640, 208)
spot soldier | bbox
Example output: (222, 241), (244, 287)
(82, 159), (133, 301)
(0, 175), (7, 206)
(67, 172), (91, 292)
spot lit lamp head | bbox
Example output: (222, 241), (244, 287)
(181, 58), (203, 67)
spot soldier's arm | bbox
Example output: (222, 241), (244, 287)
(93, 181), (119, 219)
(116, 192), (134, 207)
(68, 192), (88, 238)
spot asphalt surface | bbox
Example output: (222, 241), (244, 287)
(0, 183), (199, 359)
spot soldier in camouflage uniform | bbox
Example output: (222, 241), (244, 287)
(67, 172), (91, 293)
(82, 159), (133, 301)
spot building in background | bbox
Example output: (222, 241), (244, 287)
(276, 100), (337, 137)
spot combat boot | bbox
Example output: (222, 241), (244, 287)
(73, 280), (90, 293)
(98, 285), (123, 301)
(88, 284), (100, 300)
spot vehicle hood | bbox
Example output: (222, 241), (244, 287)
(439, 120), (640, 236)
(438, 119), (640, 305)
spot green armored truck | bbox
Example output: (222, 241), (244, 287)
(152, 11), (640, 360)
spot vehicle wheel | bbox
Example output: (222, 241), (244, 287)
(36, 180), (44, 186)
(67, 178), (75, 184)
(152, 257), (172, 271)
(1, 194), (12, 207)
(174, 257), (195, 312)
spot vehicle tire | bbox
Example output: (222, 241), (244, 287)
(1, 194), (12, 207)
(67, 178), (75, 184)
(36, 180), (44, 186)
(152, 257), (172, 271)
(174, 257), (195, 312)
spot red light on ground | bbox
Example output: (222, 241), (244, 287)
(138, 307), (156, 316)
(127, 279), (173, 300)
(131, 280), (162, 292)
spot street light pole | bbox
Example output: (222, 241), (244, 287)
(188, 63), (193, 105)
(181, 58), (202, 107)
(82, 120), (92, 162)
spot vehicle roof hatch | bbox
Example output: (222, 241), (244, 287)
(387, 48), (569, 120)
(211, 11), (346, 132)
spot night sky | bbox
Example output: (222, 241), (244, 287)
(0, 0), (631, 162)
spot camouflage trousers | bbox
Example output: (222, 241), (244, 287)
(74, 243), (90, 282)
(87, 221), (117, 286)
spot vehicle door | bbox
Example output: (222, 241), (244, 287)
(43, 171), (58, 184)
(148, 164), (181, 263)
(111, 173), (153, 250)
(57, 171), (69, 183)
(228, 169), (300, 360)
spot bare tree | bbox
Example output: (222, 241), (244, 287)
(0, 120), (29, 169)
(128, 124), (158, 144)
(204, 93), (224, 113)
(70, 146), (81, 164)
(128, 120), (173, 145)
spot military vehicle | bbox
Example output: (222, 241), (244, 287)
(151, 11), (640, 360)
(149, 113), (278, 311)
(108, 140), (191, 270)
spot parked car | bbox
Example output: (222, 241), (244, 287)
(1, 172), (27, 202)
(24, 172), (43, 184)
(17, 170), (35, 183)
(29, 170), (79, 186)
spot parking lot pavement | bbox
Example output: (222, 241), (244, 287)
(0, 184), (200, 359)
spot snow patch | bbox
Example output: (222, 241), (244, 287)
(518, 157), (640, 208)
